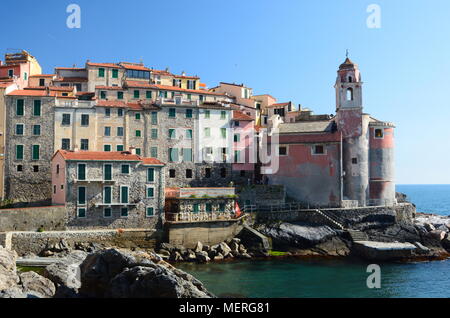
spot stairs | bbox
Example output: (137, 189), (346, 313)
(314, 209), (345, 230)
(346, 229), (369, 242)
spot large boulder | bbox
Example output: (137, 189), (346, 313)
(19, 271), (56, 298)
(217, 242), (232, 257)
(0, 247), (19, 291)
(195, 251), (210, 263)
(80, 248), (214, 298)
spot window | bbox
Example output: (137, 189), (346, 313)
(205, 168), (211, 178)
(220, 168), (227, 178)
(374, 128), (384, 138)
(235, 121), (240, 127)
(117, 127), (124, 137)
(186, 169), (193, 178)
(120, 207), (128, 217)
(186, 109), (193, 118)
(32, 145), (40, 160)
(150, 147), (158, 158)
(220, 111), (226, 119)
(168, 129), (176, 139)
(133, 90), (140, 99)
(187, 80), (196, 90)
(116, 145), (124, 151)
(104, 145), (111, 152)
(346, 88), (353, 101)
(77, 208), (86, 218)
(187, 94), (192, 100)
(135, 113), (141, 120)
(118, 108), (124, 116)
(159, 91), (168, 98)
(135, 130), (141, 137)
(279, 146), (287, 156)
(33, 100), (41, 116)
(135, 148), (141, 155)
(104, 126), (111, 136)
(98, 68), (105, 77)
(61, 139), (70, 150)
(169, 108), (176, 118)
(78, 186), (86, 205)
(16, 99), (24, 116)
(62, 114), (71, 125)
(169, 169), (176, 178)
(100, 91), (107, 99)
(219, 203), (225, 212)
(169, 148), (178, 162)
(38, 79), (45, 87)
(205, 110), (210, 119)
(81, 114), (89, 126)
(151, 112), (158, 124)
(151, 128), (158, 139)
(186, 129), (193, 140)
(221, 128), (227, 139)
(105, 108), (111, 117)
(199, 95), (204, 102)
(120, 186), (129, 204)
(116, 91), (123, 100)
(234, 134), (240, 142)
(146, 207), (154, 217)
(183, 148), (192, 162)
(204, 127), (211, 137)
(312, 145), (325, 155)
(146, 91), (152, 99)
(103, 186), (112, 204)
(17, 165), (23, 172)
(56, 165), (60, 174)
(77, 164), (86, 180)
(234, 150), (241, 163)
(80, 139), (89, 150)
(352, 157), (358, 164)
(121, 164), (130, 174)
(33, 165), (39, 172)
(147, 187), (154, 198)
(112, 69), (119, 78)
(15, 124), (24, 136)
(104, 208), (112, 218)
(193, 203), (199, 214)
(32, 125), (41, 136)
(104, 164), (112, 181)
(8, 69), (14, 77)
(206, 203), (212, 213)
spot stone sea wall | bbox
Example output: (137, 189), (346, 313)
(0, 205), (66, 232)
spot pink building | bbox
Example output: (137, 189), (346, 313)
(232, 110), (256, 184)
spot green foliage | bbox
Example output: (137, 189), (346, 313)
(268, 250), (289, 257)
(37, 227), (44, 232)
(0, 199), (14, 209)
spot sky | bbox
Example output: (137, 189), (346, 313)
(2, 0), (450, 184)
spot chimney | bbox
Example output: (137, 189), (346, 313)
(129, 147), (136, 155)
(73, 144), (79, 152)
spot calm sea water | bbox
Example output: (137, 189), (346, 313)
(178, 185), (450, 298)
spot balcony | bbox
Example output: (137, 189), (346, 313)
(55, 99), (96, 108)
(94, 202), (138, 208)
(73, 179), (116, 184)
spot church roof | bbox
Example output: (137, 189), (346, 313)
(278, 120), (335, 134)
(339, 57), (358, 70)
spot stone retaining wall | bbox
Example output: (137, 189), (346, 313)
(8, 228), (162, 255)
(0, 205), (66, 232)
(165, 218), (245, 248)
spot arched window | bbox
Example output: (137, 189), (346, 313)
(346, 88), (353, 101)
(348, 76), (353, 83)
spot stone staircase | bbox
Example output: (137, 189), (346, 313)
(346, 229), (369, 242)
(314, 209), (345, 230)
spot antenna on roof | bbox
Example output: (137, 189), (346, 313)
(346, 49), (349, 58)
(139, 57), (143, 65)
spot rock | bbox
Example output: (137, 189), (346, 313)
(43, 250), (87, 298)
(184, 250), (197, 262)
(413, 242), (430, 254)
(0, 287), (26, 298)
(41, 250), (54, 257)
(194, 241), (203, 253)
(19, 271), (56, 298)
(0, 246), (19, 291)
(80, 248), (214, 298)
(442, 237), (450, 251)
(208, 249), (217, 259)
(159, 243), (176, 253)
(428, 230), (446, 241)
(218, 242), (232, 257)
(229, 241), (240, 254)
(238, 244), (247, 254)
(436, 224), (449, 233)
(232, 238), (241, 244)
(202, 245), (210, 252)
(170, 251), (184, 262)
(157, 249), (171, 260)
(238, 252), (252, 259)
(213, 253), (224, 261)
(424, 223), (436, 232)
(195, 251), (210, 263)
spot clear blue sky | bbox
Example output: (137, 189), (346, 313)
(2, 0), (449, 184)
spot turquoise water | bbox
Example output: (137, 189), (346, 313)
(178, 185), (450, 298)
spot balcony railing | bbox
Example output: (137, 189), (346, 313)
(166, 211), (243, 223)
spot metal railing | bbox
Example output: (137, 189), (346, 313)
(165, 211), (242, 223)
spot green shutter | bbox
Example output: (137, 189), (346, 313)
(104, 164), (112, 181)
(151, 112), (157, 124)
(121, 187), (129, 204)
(16, 100), (24, 116)
(32, 145), (40, 160)
(146, 91), (152, 99)
(221, 128), (227, 139)
(104, 208), (112, 217)
(104, 186), (112, 204)
(33, 100), (41, 116)
(116, 145), (124, 151)
(169, 108), (176, 118)
(169, 129), (176, 139)
(193, 204), (199, 213)
(147, 187), (154, 198)
(112, 69), (118, 78)
(121, 207), (128, 217)
(104, 145), (111, 151)
(186, 129), (192, 139)
(98, 68), (105, 77)
(121, 165), (130, 174)
(78, 187), (86, 204)
(146, 207), (154, 217)
(169, 148), (178, 162)
(136, 148), (141, 155)
(78, 208), (86, 218)
(117, 92), (123, 99)
(147, 168), (154, 182)
(134, 90), (139, 98)
(136, 130), (141, 137)
(183, 148), (192, 162)
(16, 145), (24, 160)
(78, 164), (86, 180)
(150, 147), (158, 158)
(135, 113), (141, 120)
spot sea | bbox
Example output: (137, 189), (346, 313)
(177, 185), (450, 298)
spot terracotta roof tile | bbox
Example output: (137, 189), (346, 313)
(233, 110), (254, 121)
(95, 85), (123, 90)
(125, 81), (227, 96)
(54, 77), (88, 82)
(87, 62), (120, 68)
(120, 63), (151, 71)
(96, 100), (127, 108)
(55, 150), (165, 165)
(29, 74), (55, 78)
(7, 89), (57, 97)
